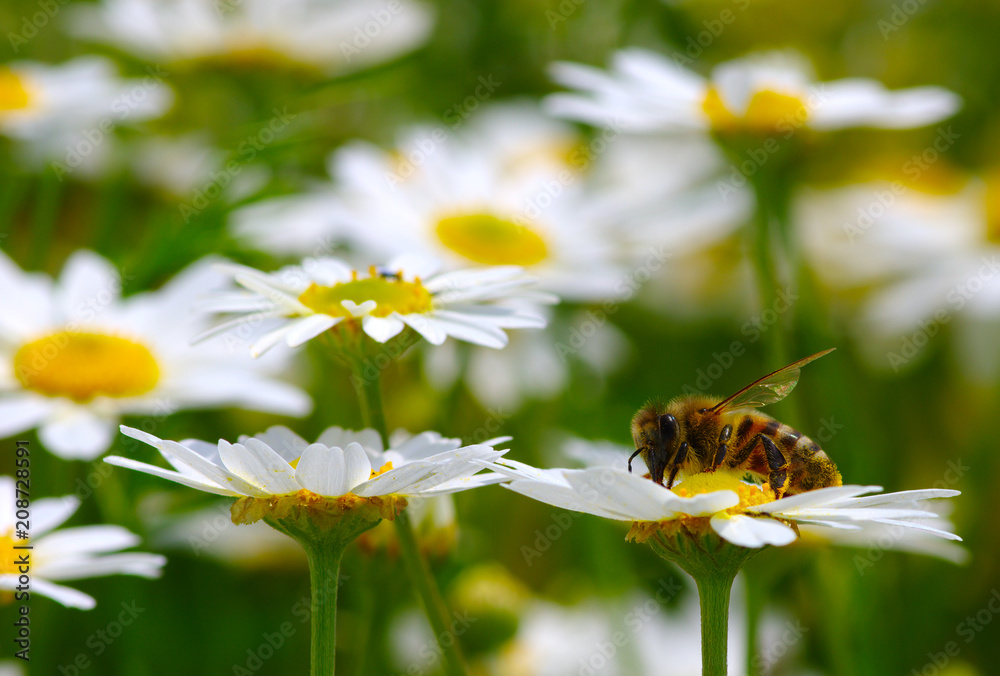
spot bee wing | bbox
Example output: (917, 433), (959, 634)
(709, 349), (835, 413)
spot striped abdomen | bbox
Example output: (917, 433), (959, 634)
(727, 412), (840, 494)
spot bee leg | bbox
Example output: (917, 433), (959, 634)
(711, 425), (732, 469)
(666, 442), (688, 489)
(759, 435), (788, 498)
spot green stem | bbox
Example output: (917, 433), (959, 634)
(697, 570), (737, 676)
(349, 552), (375, 676)
(353, 362), (388, 438)
(348, 360), (468, 676)
(748, 167), (791, 372)
(303, 538), (347, 676)
(744, 572), (763, 676)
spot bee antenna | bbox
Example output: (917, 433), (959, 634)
(627, 448), (643, 473)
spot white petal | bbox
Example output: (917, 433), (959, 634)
(401, 313), (447, 345)
(750, 485), (882, 515)
(219, 439), (300, 495)
(710, 514), (797, 548)
(503, 480), (629, 520)
(295, 443), (348, 496)
(284, 314), (338, 347)
(39, 411), (116, 460)
(104, 455), (242, 496)
(56, 250), (120, 325)
(362, 315), (406, 343)
(118, 426), (262, 496)
(249, 323), (296, 358)
(810, 80), (961, 130)
(353, 461), (446, 497)
(342, 442), (373, 491)
(35, 525), (137, 556)
(245, 426), (310, 462)
(15, 577), (95, 609)
(31, 496), (81, 536)
(0, 396), (51, 437)
(419, 311), (508, 349)
(341, 299), (376, 317)
(38, 553), (166, 581)
(389, 431), (462, 461)
(316, 427), (383, 455)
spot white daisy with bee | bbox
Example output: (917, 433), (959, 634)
(196, 253), (554, 357)
(0, 250), (310, 460)
(531, 436), (966, 561)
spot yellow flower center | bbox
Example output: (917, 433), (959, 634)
(298, 274), (433, 318)
(702, 87), (809, 134)
(627, 472), (777, 543)
(435, 213), (548, 266)
(371, 461), (393, 478)
(13, 331), (160, 403)
(673, 472), (775, 513)
(0, 69), (30, 114)
(0, 533), (19, 576)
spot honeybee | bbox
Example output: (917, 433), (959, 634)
(629, 349), (842, 498)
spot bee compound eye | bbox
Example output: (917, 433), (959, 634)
(657, 414), (678, 442)
(697, 408), (708, 413)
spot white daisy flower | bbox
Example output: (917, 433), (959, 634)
(231, 103), (634, 302)
(197, 254), (553, 357)
(107, 425), (510, 503)
(0, 477), (165, 610)
(486, 459), (962, 551)
(0, 250), (311, 461)
(148, 434), (462, 563)
(547, 48), (960, 135)
(69, 0), (434, 75)
(0, 56), (172, 173)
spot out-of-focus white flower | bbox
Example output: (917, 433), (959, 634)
(233, 103), (634, 302)
(0, 57), (172, 174)
(548, 49), (960, 135)
(70, 0), (434, 75)
(796, 170), (1000, 379)
(0, 251), (310, 460)
(130, 134), (270, 201)
(144, 495), (306, 569)
(0, 477), (165, 609)
(197, 254), (553, 357)
(422, 307), (630, 410)
(0, 661), (23, 676)
(391, 573), (810, 675)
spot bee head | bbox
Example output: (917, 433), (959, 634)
(630, 406), (681, 485)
